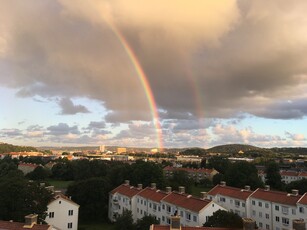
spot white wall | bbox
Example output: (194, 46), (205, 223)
(46, 197), (79, 230)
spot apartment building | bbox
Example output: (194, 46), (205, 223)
(109, 181), (225, 227)
(207, 182), (307, 230)
(249, 187), (305, 230)
(163, 166), (218, 182)
(207, 182), (252, 218)
(258, 170), (307, 184)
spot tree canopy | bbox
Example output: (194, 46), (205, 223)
(203, 210), (243, 228)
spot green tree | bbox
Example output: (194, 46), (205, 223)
(212, 173), (224, 186)
(66, 177), (111, 221)
(207, 156), (230, 174)
(27, 166), (50, 181)
(224, 161), (264, 189)
(51, 161), (74, 180)
(130, 161), (165, 188)
(135, 215), (159, 230)
(203, 210), (243, 228)
(285, 178), (307, 195)
(167, 170), (194, 194)
(265, 162), (284, 190)
(0, 171), (52, 222)
(115, 210), (135, 230)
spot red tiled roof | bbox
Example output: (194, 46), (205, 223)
(137, 187), (169, 203)
(299, 172), (307, 177)
(151, 225), (238, 230)
(18, 163), (39, 168)
(250, 188), (301, 206)
(298, 193), (307, 205)
(110, 184), (142, 198)
(280, 171), (299, 177)
(49, 193), (79, 207)
(207, 185), (253, 200)
(0, 220), (51, 230)
(162, 192), (211, 213)
(163, 166), (216, 174)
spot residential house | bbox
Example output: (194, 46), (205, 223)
(45, 192), (79, 230)
(0, 214), (52, 230)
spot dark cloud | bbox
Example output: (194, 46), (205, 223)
(47, 123), (80, 135)
(0, 129), (22, 137)
(58, 98), (90, 115)
(87, 121), (106, 129)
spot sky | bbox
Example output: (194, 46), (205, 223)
(1, 0), (307, 148)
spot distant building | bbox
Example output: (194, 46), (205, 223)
(99, 145), (105, 152)
(0, 214), (52, 230)
(45, 192), (79, 230)
(117, 148), (127, 154)
(18, 163), (39, 175)
(163, 166), (218, 182)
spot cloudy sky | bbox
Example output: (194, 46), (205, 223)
(1, 0), (307, 148)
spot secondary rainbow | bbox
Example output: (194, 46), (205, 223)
(106, 20), (164, 149)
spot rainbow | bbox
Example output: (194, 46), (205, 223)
(105, 20), (164, 149)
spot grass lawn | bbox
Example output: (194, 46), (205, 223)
(46, 179), (74, 190)
(191, 185), (212, 197)
(78, 222), (115, 230)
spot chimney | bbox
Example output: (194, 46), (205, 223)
(170, 216), (181, 230)
(244, 185), (251, 191)
(178, 186), (185, 194)
(124, 180), (130, 186)
(151, 183), (156, 189)
(200, 192), (207, 200)
(292, 219), (306, 230)
(242, 218), (256, 230)
(166, 187), (172, 193)
(264, 185), (270, 191)
(137, 184), (143, 190)
(24, 214), (38, 228)
(220, 181), (226, 187)
(291, 189), (299, 196)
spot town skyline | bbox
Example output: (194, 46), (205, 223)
(1, 1), (307, 148)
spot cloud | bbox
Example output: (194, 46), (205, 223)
(0, 128), (22, 137)
(47, 123), (80, 135)
(58, 97), (90, 115)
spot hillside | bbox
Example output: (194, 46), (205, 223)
(0, 143), (38, 154)
(207, 144), (261, 153)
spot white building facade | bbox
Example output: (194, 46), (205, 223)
(45, 194), (79, 230)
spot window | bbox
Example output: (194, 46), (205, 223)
(235, 200), (240, 207)
(275, 205), (279, 211)
(259, 212), (262, 217)
(230, 199), (233, 204)
(186, 212), (191, 221)
(144, 201), (147, 205)
(49, 212), (54, 218)
(292, 209), (296, 215)
(167, 205), (171, 213)
(299, 207), (304, 213)
(153, 204), (157, 211)
(59, 201), (61, 204)
(266, 224), (270, 229)
(252, 200), (255, 205)
(220, 197), (226, 202)
(141, 210), (143, 214)
(242, 202), (245, 207)
(149, 203), (152, 208)
(276, 216), (280, 222)
(265, 213), (269, 219)
(68, 210), (73, 216)
(162, 204), (165, 210)
(67, 223), (73, 229)
(265, 203), (269, 208)
(137, 208), (139, 213)
(162, 216), (165, 221)
(193, 215), (197, 222)
(141, 200), (143, 205)
(258, 201), (262, 207)
(282, 206), (289, 215)
(259, 222), (263, 228)
(137, 198), (139, 203)
(167, 218), (171, 224)
(252, 210), (256, 216)
(282, 217), (289, 225)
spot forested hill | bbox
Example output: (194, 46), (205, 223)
(207, 144), (261, 153)
(0, 143), (37, 154)
(270, 147), (307, 155)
